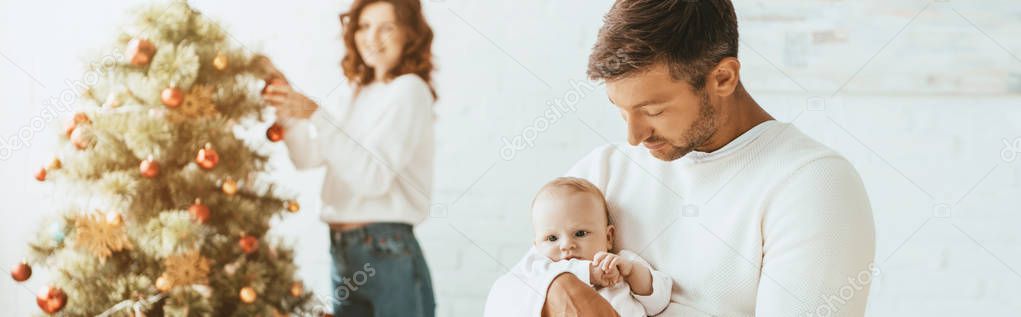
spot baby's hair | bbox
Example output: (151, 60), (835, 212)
(532, 177), (613, 226)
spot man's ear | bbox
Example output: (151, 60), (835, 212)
(709, 57), (741, 97)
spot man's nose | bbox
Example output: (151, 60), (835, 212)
(626, 115), (650, 146)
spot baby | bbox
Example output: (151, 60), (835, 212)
(529, 177), (670, 316)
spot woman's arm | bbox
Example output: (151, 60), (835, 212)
(269, 75), (433, 197)
(254, 56), (326, 169)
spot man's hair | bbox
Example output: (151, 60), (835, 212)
(532, 177), (612, 226)
(587, 0), (739, 90)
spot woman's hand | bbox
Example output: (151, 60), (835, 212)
(263, 83), (319, 120)
(253, 55), (319, 120)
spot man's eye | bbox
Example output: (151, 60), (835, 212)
(546, 235), (558, 242)
(574, 231), (589, 238)
(646, 109), (664, 117)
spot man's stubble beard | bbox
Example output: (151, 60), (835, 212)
(652, 91), (719, 161)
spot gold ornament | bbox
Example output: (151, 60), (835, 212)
(162, 250), (211, 287)
(222, 178), (238, 195)
(48, 157), (62, 170)
(212, 52), (229, 71)
(73, 211), (133, 261)
(239, 286), (257, 303)
(289, 281), (304, 297)
(167, 85), (218, 123)
(286, 200), (300, 213)
(155, 274), (173, 292)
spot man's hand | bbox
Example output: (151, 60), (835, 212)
(543, 273), (621, 317)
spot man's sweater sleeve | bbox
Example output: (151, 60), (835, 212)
(484, 248), (593, 317)
(755, 156), (876, 316)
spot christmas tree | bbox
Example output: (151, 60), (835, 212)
(15, 1), (314, 315)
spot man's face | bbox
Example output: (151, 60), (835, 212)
(606, 63), (719, 161)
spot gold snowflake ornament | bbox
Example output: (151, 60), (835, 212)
(163, 250), (211, 287)
(73, 212), (133, 261)
(168, 85), (218, 123)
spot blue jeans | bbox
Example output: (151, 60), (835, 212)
(329, 223), (435, 317)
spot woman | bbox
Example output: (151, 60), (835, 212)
(261, 0), (437, 316)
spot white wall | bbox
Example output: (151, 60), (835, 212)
(2, 0), (1020, 316)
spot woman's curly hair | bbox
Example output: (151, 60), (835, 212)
(340, 0), (436, 99)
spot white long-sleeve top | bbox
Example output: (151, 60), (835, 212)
(485, 120), (876, 316)
(483, 248), (671, 317)
(280, 74), (434, 224)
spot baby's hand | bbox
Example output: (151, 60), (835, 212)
(593, 251), (634, 285)
(588, 261), (613, 288)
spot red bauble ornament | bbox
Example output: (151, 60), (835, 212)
(140, 156), (160, 178)
(161, 87), (184, 108)
(10, 261), (31, 282)
(64, 112), (90, 138)
(239, 235), (259, 254)
(126, 38), (156, 66)
(36, 285), (67, 314)
(195, 143), (219, 170)
(266, 123), (284, 142)
(189, 198), (211, 224)
(35, 167), (47, 182)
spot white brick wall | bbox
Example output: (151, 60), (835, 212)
(2, 0), (1020, 316)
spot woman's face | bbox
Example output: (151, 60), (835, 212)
(355, 2), (406, 79)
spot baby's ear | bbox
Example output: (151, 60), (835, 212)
(606, 225), (616, 247)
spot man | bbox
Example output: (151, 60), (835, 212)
(485, 0), (875, 316)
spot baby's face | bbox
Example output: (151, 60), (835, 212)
(532, 191), (614, 262)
